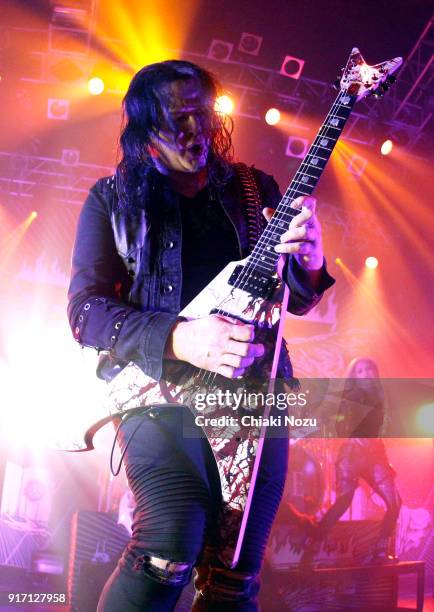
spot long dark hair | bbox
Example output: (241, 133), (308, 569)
(343, 357), (384, 402)
(115, 59), (234, 211)
(336, 357), (385, 437)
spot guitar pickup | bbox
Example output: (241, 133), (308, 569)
(228, 265), (278, 298)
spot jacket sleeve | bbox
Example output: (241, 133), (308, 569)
(67, 181), (178, 381)
(254, 168), (335, 315)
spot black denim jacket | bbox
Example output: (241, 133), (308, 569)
(67, 166), (335, 381)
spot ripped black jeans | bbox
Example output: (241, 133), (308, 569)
(97, 405), (288, 611)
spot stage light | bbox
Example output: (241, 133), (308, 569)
(208, 39), (233, 62)
(381, 129), (411, 154)
(285, 136), (308, 159)
(0, 315), (108, 451)
(30, 211), (38, 220)
(238, 32), (263, 56)
(88, 77), (105, 95)
(415, 403), (434, 436)
(265, 108), (280, 126)
(215, 95), (234, 115)
(279, 55), (305, 80)
(335, 257), (342, 264)
(47, 98), (69, 120)
(365, 256), (378, 269)
(381, 139), (393, 155)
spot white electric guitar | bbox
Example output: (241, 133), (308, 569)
(64, 49), (402, 568)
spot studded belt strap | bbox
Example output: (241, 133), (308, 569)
(233, 162), (267, 252)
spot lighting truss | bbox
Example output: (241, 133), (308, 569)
(0, 152), (114, 206)
(0, 151), (386, 257)
(392, 17), (434, 151)
(49, 0), (98, 55)
(2, 17), (433, 154)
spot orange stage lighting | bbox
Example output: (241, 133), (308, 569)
(88, 77), (105, 95)
(331, 140), (431, 268)
(94, 0), (200, 75)
(265, 108), (281, 126)
(365, 256), (378, 269)
(215, 95), (234, 115)
(0, 211), (38, 272)
(327, 251), (428, 376)
(381, 139), (393, 155)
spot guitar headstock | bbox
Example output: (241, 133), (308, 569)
(337, 48), (403, 101)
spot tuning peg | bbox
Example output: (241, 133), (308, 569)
(386, 75), (396, 85)
(333, 79), (341, 90)
(373, 90), (383, 98)
(381, 82), (390, 91)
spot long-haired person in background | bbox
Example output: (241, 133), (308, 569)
(303, 357), (401, 565)
(68, 60), (334, 610)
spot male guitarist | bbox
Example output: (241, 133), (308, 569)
(68, 60), (334, 611)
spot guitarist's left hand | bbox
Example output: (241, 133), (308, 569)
(263, 195), (325, 289)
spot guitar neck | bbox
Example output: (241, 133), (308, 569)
(250, 91), (357, 275)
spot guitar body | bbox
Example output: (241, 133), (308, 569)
(106, 256), (284, 417)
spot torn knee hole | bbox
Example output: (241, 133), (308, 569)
(132, 554), (192, 586)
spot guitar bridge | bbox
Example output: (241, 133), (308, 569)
(228, 265), (278, 299)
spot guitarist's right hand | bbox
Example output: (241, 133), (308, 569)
(165, 314), (265, 378)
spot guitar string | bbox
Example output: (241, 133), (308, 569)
(216, 90), (350, 301)
(239, 91), (352, 272)
(198, 90), (350, 386)
(197, 90), (352, 386)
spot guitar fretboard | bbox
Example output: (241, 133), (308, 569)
(246, 91), (357, 277)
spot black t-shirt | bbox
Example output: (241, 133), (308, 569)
(179, 188), (240, 309)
